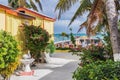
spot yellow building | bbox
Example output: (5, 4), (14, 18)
(0, 4), (55, 52)
(0, 4), (35, 35)
(17, 7), (55, 41)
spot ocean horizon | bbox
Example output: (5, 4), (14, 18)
(54, 33), (103, 42)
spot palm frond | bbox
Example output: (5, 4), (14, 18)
(92, 23), (103, 35)
(69, 0), (92, 26)
(25, 2), (31, 8)
(55, 0), (79, 19)
(102, 13), (109, 32)
(86, 0), (104, 35)
(78, 21), (87, 32)
(8, 0), (18, 9)
(18, 0), (26, 7)
(115, 0), (120, 10)
(8, 0), (15, 6)
(77, 0), (110, 36)
(79, 13), (108, 36)
(35, 0), (43, 11)
(30, 0), (38, 11)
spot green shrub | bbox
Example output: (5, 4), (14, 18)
(24, 25), (50, 62)
(46, 41), (56, 54)
(80, 45), (106, 66)
(73, 60), (120, 80)
(0, 30), (21, 78)
(69, 28), (76, 46)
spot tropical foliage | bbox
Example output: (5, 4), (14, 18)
(24, 25), (50, 62)
(56, 0), (120, 35)
(56, 0), (120, 60)
(0, 30), (21, 78)
(72, 31), (120, 79)
(73, 60), (120, 80)
(55, 0), (79, 19)
(60, 32), (69, 40)
(46, 41), (56, 54)
(79, 45), (106, 66)
(69, 28), (76, 46)
(8, 0), (42, 11)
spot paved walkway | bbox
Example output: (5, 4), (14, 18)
(10, 53), (80, 80)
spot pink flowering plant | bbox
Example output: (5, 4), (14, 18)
(24, 25), (50, 62)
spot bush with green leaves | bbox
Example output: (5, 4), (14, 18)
(69, 28), (76, 46)
(79, 45), (106, 66)
(73, 31), (120, 80)
(24, 25), (50, 62)
(73, 60), (120, 80)
(46, 41), (56, 54)
(0, 30), (21, 78)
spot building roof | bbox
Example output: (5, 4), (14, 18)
(0, 4), (55, 21)
(0, 4), (35, 19)
(0, 4), (17, 15)
(0, 4), (11, 9)
(17, 11), (35, 19)
(17, 7), (56, 22)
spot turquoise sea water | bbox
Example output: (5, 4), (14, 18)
(54, 33), (103, 42)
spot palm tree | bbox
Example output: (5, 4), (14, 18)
(55, 0), (119, 34)
(105, 0), (120, 61)
(8, 0), (42, 11)
(60, 32), (69, 41)
(60, 32), (69, 48)
(55, 0), (120, 61)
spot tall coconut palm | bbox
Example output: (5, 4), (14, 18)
(105, 0), (120, 61)
(55, 0), (119, 35)
(60, 32), (69, 40)
(55, 0), (120, 61)
(60, 32), (69, 48)
(8, 0), (42, 11)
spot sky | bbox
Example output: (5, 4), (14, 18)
(0, 0), (87, 34)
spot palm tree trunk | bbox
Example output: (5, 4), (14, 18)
(105, 0), (120, 61)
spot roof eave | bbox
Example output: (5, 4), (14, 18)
(18, 12), (36, 20)
(17, 7), (56, 22)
